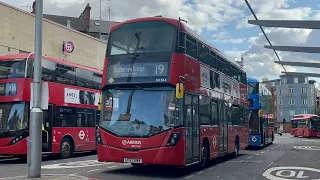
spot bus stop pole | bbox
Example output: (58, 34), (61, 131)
(28, 0), (43, 178)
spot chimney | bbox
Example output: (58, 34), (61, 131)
(31, 1), (36, 14)
(79, 3), (91, 33)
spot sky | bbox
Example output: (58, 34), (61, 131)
(3, 0), (320, 84)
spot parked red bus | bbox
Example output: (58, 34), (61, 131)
(96, 16), (249, 168)
(0, 53), (102, 160)
(291, 114), (320, 137)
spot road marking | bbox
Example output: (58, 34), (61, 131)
(262, 166), (320, 180)
(266, 150), (270, 152)
(207, 167), (214, 170)
(197, 171), (204, 175)
(108, 166), (118, 169)
(271, 148), (275, 150)
(261, 151), (265, 154)
(247, 156), (253, 159)
(293, 146), (320, 151)
(124, 163), (131, 165)
(41, 160), (114, 169)
(255, 153), (260, 155)
(302, 139), (320, 142)
(184, 175), (194, 179)
(87, 169), (100, 172)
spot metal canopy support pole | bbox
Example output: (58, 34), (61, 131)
(28, 0), (43, 178)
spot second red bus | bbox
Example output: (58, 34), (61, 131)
(0, 53), (102, 160)
(291, 114), (320, 138)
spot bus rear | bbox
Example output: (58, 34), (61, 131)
(291, 114), (320, 137)
(247, 78), (274, 147)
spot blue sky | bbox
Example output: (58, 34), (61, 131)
(3, 0), (320, 84)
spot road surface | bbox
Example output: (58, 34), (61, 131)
(1, 133), (320, 180)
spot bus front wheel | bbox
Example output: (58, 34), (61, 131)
(60, 137), (74, 159)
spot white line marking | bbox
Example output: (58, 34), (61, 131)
(207, 167), (214, 170)
(108, 166), (118, 169)
(261, 151), (265, 154)
(87, 169), (100, 172)
(184, 175), (194, 179)
(197, 171), (204, 175)
(124, 163), (131, 165)
(255, 153), (260, 155)
(247, 156), (253, 159)
(271, 148), (275, 150)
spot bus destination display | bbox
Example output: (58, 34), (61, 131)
(107, 62), (169, 83)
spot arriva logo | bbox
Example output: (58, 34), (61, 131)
(122, 140), (142, 146)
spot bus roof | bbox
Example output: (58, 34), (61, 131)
(291, 114), (319, 120)
(0, 53), (102, 74)
(247, 77), (259, 83)
(110, 16), (245, 72)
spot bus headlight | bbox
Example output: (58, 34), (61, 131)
(96, 130), (102, 144)
(8, 134), (26, 145)
(166, 131), (181, 146)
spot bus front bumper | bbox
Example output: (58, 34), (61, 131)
(0, 138), (27, 155)
(97, 144), (185, 166)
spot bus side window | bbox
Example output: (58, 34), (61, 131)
(42, 59), (56, 82)
(75, 68), (93, 89)
(211, 100), (218, 125)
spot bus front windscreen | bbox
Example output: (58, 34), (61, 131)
(310, 117), (320, 131)
(0, 102), (28, 134)
(249, 110), (260, 134)
(99, 88), (181, 137)
(108, 21), (176, 56)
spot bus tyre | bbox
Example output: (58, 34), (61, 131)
(60, 137), (73, 159)
(234, 139), (239, 158)
(200, 144), (209, 169)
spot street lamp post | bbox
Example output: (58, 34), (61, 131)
(28, 0), (43, 178)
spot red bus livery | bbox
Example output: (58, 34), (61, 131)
(0, 53), (102, 159)
(291, 114), (320, 137)
(97, 16), (249, 168)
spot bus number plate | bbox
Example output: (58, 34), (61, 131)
(123, 158), (142, 163)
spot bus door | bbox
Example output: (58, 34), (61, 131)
(218, 101), (228, 155)
(185, 94), (200, 165)
(260, 117), (267, 145)
(42, 104), (54, 152)
(94, 110), (100, 149)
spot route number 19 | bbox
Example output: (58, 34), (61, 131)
(155, 64), (165, 75)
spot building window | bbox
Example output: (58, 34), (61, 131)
(294, 78), (298, 83)
(311, 88), (314, 94)
(100, 34), (109, 41)
(302, 110), (307, 114)
(280, 110), (283, 116)
(289, 88), (294, 94)
(283, 78), (287, 84)
(272, 82), (275, 87)
(274, 100), (276, 106)
(274, 90), (276, 95)
(289, 110), (295, 116)
(301, 88), (307, 94)
(311, 99), (314, 106)
(279, 89), (283, 95)
(289, 99), (295, 105)
(279, 99), (283, 105)
(302, 99), (307, 105)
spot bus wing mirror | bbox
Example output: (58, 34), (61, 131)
(176, 83), (184, 99)
(98, 96), (102, 110)
(258, 110), (263, 118)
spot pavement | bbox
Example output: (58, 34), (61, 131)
(0, 133), (320, 180)
(0, 174), (90, 180)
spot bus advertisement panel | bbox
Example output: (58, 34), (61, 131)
(97, 16), (249, 168)
(291, 114), (320, 137)
(0, 53), (102, 160)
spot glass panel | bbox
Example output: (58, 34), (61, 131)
(108, 21), (176, 56)
(76, 68), (93, 88)
(211, 101), (218, 125)
(100, 87), (181, 137)
(55, 107), (76, 127)
(0, 103), (28, 132)
(310, 117), (320, 130)
(93, 73), (102, 90)
(0, 60), (26, 79)
(199, 96), (210, 125)
(249, 110), (260, 134)
(55, 64), (76, 85)
(41, 59), (56, 81)
(248, 82), (257, 94)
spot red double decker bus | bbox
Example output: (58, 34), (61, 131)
(0, 53), (102, 160)
(97, 16), (249, 168)
(291, 114), (320, 137)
